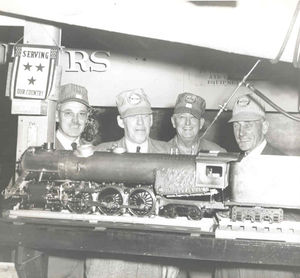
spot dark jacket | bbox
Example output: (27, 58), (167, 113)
(261, 143), (285, 155)
(55, 137), (64, 150)
(95, 137), (170, 154)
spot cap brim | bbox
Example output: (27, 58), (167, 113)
(228, 112), (264, 123)
(174, 107), (202, 119)
(60, 98), (90, 108)
(121, 107), (153, 118)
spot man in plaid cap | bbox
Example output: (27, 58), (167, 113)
(228, 93), (283, 156)
(169, 92), (225, 155)
(95, 88), (169, 153)
(49, 83), (90, 278)
(55, 83), (90, 150)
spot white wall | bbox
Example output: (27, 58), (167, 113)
(60, 48), (300, 112)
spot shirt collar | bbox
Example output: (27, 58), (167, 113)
(246, 139), (267, 157)
(56, 129), (80, 150)
(125, 138), (148, 153)
(173, 136), (200, 155)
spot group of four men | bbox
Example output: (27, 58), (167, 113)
(52, 83), (283, 278)
(56, 83), (277, 157)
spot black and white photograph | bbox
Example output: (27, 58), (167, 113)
(0, 0), (300, 277)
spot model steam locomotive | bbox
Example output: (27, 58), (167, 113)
(4, 144), (300, 223)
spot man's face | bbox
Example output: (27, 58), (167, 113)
(233, 119), (268, 152)
(56, 101), (89, 139)
(171, 113), (204, 143)
(118, 114), (153, 144)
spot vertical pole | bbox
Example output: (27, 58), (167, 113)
(16, 22), (61, 160)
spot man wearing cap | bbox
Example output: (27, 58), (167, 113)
(169, 93), (224, 278)
(215, 93), (289, 278)
(88, 89), (178, 278)
(55, 83), (90, 150)
(95, 88), (169, 153)
(169, 92), (225, 155)
(229, 93), (283, 156)
(48, 83), (90, 278)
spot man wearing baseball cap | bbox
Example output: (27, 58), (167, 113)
(215, 93), (287, 278)
(169, 92), (225, 155)
(55, 83), (90, 150)
(95, 88), (169, 153)
(228, 93), (283, 156)
(90, 89), (178, 278)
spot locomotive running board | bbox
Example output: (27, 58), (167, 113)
(216, 218), (300, 243)
(4, 209), (215, 234)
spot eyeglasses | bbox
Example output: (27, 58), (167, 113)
(60, 110), (88, 120)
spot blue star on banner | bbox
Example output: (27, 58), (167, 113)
(24, 62), (32, 71)
(36, 63), (44, 72)
(28, 76), (36, 85)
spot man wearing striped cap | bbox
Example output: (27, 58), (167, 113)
(55, 83), (90, 150)
(49, 83), (90, 278)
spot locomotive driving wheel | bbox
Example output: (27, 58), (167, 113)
(97, 187), (124, 215)
(128, 187), (156, 216)
(66, 192), (93, 214)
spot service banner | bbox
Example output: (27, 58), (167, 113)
(10, 44), (58, 100)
